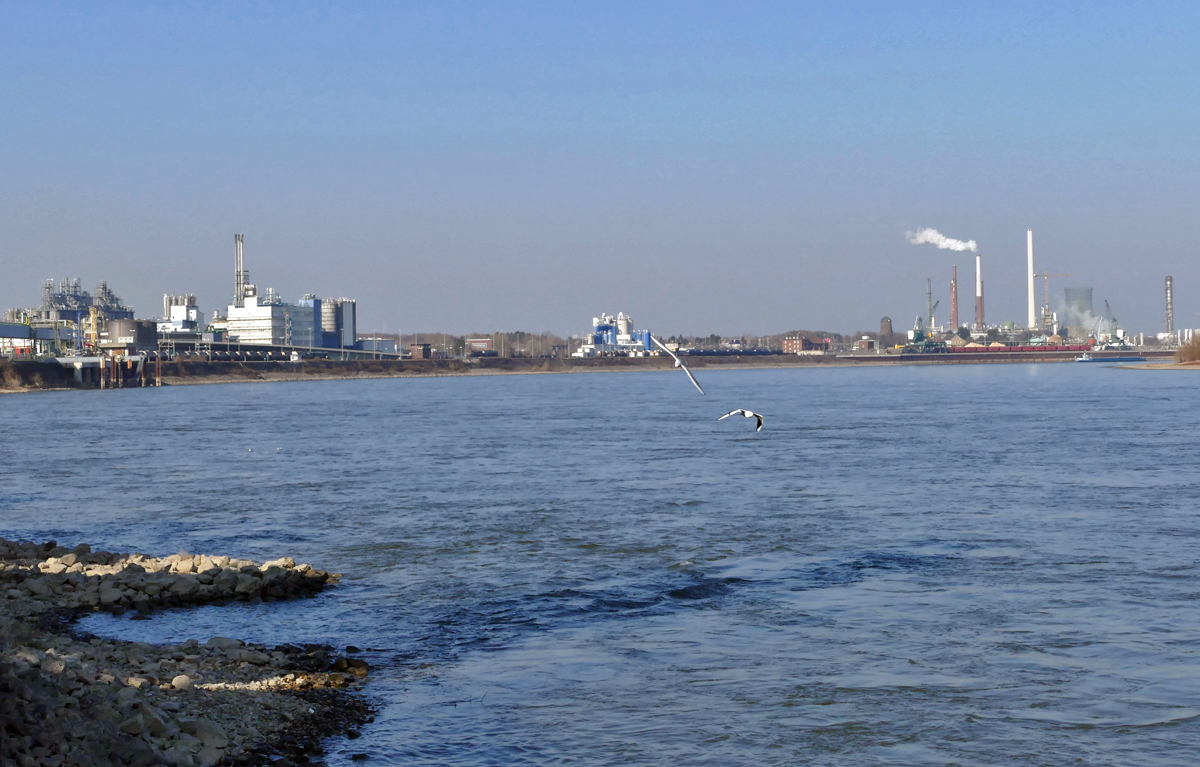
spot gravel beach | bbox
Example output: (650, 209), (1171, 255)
(0, 537), (372, 767)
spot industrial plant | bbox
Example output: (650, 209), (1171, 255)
(0, 227), (1191, 385)
(0, 234), (404, 386)
(572, 313), (653, 357)
(882, 228), (1189, 358)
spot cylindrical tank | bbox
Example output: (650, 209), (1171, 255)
(321, 302), (339, 334)
(616, 312), (631, 336)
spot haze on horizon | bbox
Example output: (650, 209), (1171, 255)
(2, 2), (1198, 337)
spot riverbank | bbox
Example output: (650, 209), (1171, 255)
(158, 354), (838, 387)
(0, 537), (371, 767)
(1, 349), (1183, 392)
(1120, 361), (1200, 370)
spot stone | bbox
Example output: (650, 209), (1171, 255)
(180, 718), (228, 749)
(162, 746), (197, 767)
(214, 571), (239, 591)
(172, 674), (194, 690)
(205, 637), (243, 650)
(234, 574), (260, 594)
(42, 657), (66, 674)
(120, 716), (144, 735)
(22, 578), (52, 597)
(143, 708), (170, 737)
(195, 745), (225, 767)
(174, 732), (203, 753)
(169, 578), (198, 596)
(235, 649), (270, 665)
(100, 588), (123, 605)
(126, 676), (150, 689)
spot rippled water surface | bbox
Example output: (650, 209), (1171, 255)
(3, 364), (1200, 765)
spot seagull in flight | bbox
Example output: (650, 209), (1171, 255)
(718, 409), (764, 432)
(651, 336), (705, 394)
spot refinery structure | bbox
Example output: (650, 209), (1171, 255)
(885, 227), (1194, 357)
(572, 312), (653, 357)
(1, 234), (387, 363)
(1, 226), (1193, 374)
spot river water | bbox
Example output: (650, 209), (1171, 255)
(2, 364), (1199, 765)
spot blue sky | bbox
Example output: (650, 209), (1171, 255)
(2, 2), (1197, 335)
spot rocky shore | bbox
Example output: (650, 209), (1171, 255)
(0, 537), (372, 767)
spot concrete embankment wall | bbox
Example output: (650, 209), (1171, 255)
(159, 354), (832, 382)
(0, 360), (77, 390)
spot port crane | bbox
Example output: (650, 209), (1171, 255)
(925, 278), (940, 331)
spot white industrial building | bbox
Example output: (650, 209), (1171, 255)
(225, 235), (356, 348)
(226, 288), (316, 347)
(159, 294), (205, 334)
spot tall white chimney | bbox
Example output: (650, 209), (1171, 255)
(234, 234), (245, 308)
(974, 253), (985, 329)
(1027, 229), (1036, 329)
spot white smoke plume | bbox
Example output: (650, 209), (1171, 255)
(906, 227), (977, 252)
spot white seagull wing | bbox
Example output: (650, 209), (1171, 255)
(651, 335), (705, 395)
(717, 409), (764, 431)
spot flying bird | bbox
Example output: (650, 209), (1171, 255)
(718, 409), (764, 432)
(650, 335), (705, 394)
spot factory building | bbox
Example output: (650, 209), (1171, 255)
(160, 294), (204, 334)
(4, 279), (133, 324)
(572, 312), (653, 357)
(227, 292), (358, 349)
(226, 235), (357, 349)
(466, 337), (494, 354)
(320, 299), (357, 349)
(0, 323), (79, 358)
(359, 337), (396, 353)
(782, 336), (830, 354)
(99, 319), (158, 353)
(226, 288), (316, 347)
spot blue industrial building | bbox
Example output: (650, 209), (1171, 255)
(573, 312), (653, 357)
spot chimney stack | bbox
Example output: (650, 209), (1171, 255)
(234, 234), (245, 308)
(1027, 230), (1036, 329)
(1166, 276), (1174, 334)
(950, 265), (959, 329)
(974, 254), (985, 330)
